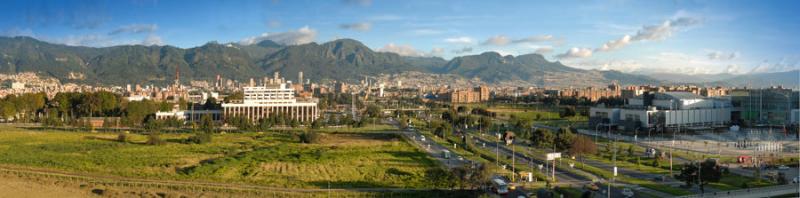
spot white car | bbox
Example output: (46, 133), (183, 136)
(420, 136), (426, 142)
(778, 165), (789, 170)
(621, 188), (634, 197)
(793, 176), (799, 183)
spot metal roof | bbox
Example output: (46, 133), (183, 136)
(656, 92), (705, 100)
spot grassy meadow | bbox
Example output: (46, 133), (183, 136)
(0, 125), (448, 189)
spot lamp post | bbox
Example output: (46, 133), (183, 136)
(595, 123), (604, 143)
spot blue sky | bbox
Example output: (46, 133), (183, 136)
(1, 0), (799, 75)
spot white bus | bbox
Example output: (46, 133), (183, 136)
(491, 178), (509, 195)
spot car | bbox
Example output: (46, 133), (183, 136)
(778, 165), (789, 170)
(420, 136), (426, 142)
(458, 156), (464, 161)
(621, 188), (634, 197)
(793, 176), (799, 183)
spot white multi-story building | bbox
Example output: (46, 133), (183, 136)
(590, 92), (731, 131)
(221, 83), (319, 123)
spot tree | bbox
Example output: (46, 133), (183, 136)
(199, 114), (216, 133)
(676, 159), (722, 192)
(569, 136), (597, 168)
(479, 116), (492, 132)
(309, 119), (322, 129)
(555, 127), (576, 151)
(259, 118), (274, 131)
(223, 91), (243, 103)
(627, 145), (635, 157)
(560, 106), (576, 118)
(365, 104), (382, 118)
(531, 128), (555, 148)
(398, 117), (409, 129)
(203, 97), (219, 110)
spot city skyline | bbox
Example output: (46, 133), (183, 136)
(1, 0), (799, 76)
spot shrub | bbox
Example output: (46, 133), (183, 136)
(299, 131), (320, 144)
(146, 132), (166, 145)
(116, 133), (127, 143)
(185, 132), (212, 144)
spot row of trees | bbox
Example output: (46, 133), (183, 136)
(0, 91), (225, 128)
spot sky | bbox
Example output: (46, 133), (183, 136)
(1, 0), (799, 75)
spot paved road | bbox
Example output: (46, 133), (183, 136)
(401, 129), (468, 169)
(471, 136), (592, 184)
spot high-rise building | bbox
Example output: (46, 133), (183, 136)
(448, 86), (491, 103)
(298, 71), (304, 85)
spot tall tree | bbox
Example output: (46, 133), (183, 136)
(569, 136), (597, 168)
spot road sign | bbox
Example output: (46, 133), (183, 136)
(546, 152), (561, 160)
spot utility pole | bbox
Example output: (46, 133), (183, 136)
(496, 132), (500, 167)
(670, 124), (678, 177)
(512, 143), (516, 182)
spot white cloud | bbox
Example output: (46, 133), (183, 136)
(379, 43), (422, 56)
(444, 36), (475, 45)
(239, 26), (317, 45)
(378, 43), (446, 57)
(452, 47), (473, 54)
(707, 51), (739, 60)
(409, 28), (444, 36)
(555, 48), (593, 59)
(750, 57), (800, 73)
(482, 34), (556, 46)
(142, 34), (163, 46)
(511, 35), (554, 44)
(491, 50), (514, 56)
(631, 17), (700, 41)
(534, 46), (553, 54)
(725, 64), (743, 74)
(560, 15), (701, 59)
(482, 35), (510, 46)
(109, 24), (158, 35)
(339, 22), (371, 32)
(596, 35), (631, 52)
(429, 47), (444, 57)
(342, 0), (371, 6)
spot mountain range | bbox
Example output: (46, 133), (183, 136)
(649, 70), (799, 88)
(0, 36), (793, 88)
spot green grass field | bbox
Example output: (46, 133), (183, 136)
(0, 126), (448, 189)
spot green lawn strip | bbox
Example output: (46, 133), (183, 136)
(575, 161), (693, 196)
(470, 135), (594, 183)
(419, 128), (552, 182)
(707, 173), (776, 190)
(583, 154), (670, 175)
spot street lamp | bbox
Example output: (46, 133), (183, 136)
(595, 123), (604, 143)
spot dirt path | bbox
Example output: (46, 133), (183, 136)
(0, 176), (96, 198)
